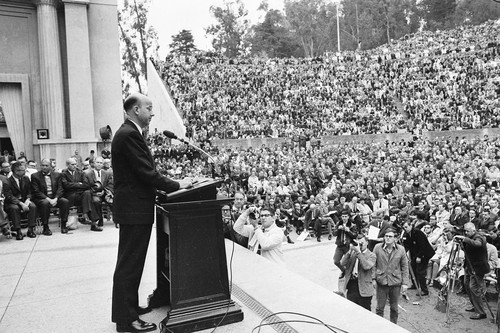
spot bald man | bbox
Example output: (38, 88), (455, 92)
(111, 93), (192, 332)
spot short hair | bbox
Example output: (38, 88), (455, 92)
(261, 207), (275, 216)
(66, 157), (77, 165)
(123, 94), (141, 113)
(384, 228), (396, 236)
(11, 161), (23, 172)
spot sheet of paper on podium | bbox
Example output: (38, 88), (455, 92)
(367, 225), (380, 240)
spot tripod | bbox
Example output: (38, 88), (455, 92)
(397, 232), (422, 299)
(457, 239), (496, 324)
(435, 240), (461, 323)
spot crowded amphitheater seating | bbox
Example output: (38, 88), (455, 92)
(155, 20), (500, 140)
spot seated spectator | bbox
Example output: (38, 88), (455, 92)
(61, 157), (101, 232)
(4, 161), (37, 240)
(31, 158), (70, 235)
(83, 157), (113, 227)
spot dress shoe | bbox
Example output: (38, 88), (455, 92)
(116, 318), (157, 332)
(81, 218), (92, 225)
(465, 307), (475, 312)
(317, 237), (321, 242)
(61, 224), (68, 234)
(16, 230), (24, 240)
(328, 234), (332, 240)
(97, 220), (103, 227)
(420, 291), (429, 296)
(470, 314), (486, 320)
(90, 224), (103, 232)
(287, 236), (294, 244)
(136, 306), (152, 315)
(27, 228), (36, 238)
(42, 227), (52, 236)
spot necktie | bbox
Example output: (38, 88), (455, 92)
(97, 170), (101, 177)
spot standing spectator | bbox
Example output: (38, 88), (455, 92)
(340, 234), (376, 310)
(334, 211), (359, 277)
(373, 228), (410, 324)
(454, 223), (491, 320)
(72, 149), (83, 169)
(402, 221), (435, 296)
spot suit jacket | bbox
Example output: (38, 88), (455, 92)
(61, 169), (90, 195)
(111, 119), (179, 225)
(4, 175), (32, 205)
(30, 171), (64, 201)
(83, 169), (113, 195)
(341, 248), (376, 297)
(403, 228), (435, 261)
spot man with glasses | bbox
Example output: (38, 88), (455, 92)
(0, 160), (11, 178)
(233, 206), (284, 264)
(372, 228), (410, 324)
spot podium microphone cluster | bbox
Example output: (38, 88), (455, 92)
(163, 130), (217, 178)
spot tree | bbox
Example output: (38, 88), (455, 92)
(284, 0), (336, 57)
(419, 0), (457, 30)
(118, 0), (159, 95)
(453, 0), (500, 26)
(169, 30), (197, 56)
(205, 0), (249, 57)
(247, 9), (302, 58)
(340, 0), (419, 51)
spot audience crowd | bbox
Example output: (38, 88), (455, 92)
(156, 20), (500, 140)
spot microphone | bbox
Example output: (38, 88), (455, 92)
(163, 130), (177, 139)
(163, 130), (218, 178)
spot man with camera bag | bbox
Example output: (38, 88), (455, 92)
(454, 222), (490, 320)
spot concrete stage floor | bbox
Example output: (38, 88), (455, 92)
(1, 218), (489, 333)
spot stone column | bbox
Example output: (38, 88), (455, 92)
(62, 0), (96, 140)
(34, 0), (66, 139)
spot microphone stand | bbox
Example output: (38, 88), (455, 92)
(170, 136), (218, 179)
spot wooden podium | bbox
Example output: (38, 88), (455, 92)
(151, 179), (243, 332)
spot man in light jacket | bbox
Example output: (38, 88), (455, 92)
(372, 228), (410, 324)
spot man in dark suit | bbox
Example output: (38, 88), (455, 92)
(402, 220), (435, 296)
(61, 157), (101, 231)
(4, 161), (37, 240)
(83, 156), (113, 227)
(31, 158), (70, 235)
(111, 93), (191, 332)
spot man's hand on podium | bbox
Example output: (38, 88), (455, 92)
(178, 178), (194, 189)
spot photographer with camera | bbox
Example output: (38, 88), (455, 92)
(233, 206), (284, 264)
(333, 210), (360, 278)
(454, 222), (491, 320)
(340, 234), (376, 310)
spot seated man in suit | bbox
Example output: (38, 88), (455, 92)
(4, 161), (37, 240)
(31, 158), (70, 234)
(83, 157), (113, 227)
(61, 157), (101, 232)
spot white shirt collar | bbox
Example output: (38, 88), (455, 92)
(129, 119), (143, 135)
